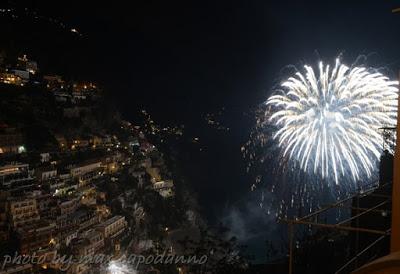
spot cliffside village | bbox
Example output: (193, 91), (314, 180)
(0, 54), (204, 274)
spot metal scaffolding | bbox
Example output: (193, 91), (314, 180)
(280, 182), (392, 274)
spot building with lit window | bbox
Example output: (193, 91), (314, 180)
(70, 160), (102, 178)
(0, 126), (25, 155)
(17, 54), (38, 75)
(0, 72), (23, 86)
(153, 180), (174, 198)
(79, 228), (104, 253)
(17, 221), (56, 254)
(95, 215), (127, 239)
(43, 75), (65, 91)
(0, 163), (33, 190)
(35, 166), (57, 182)
(7, 197), (40, 228)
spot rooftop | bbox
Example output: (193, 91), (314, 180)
(97, 215), (124, 228)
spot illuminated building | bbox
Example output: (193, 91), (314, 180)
(153, 180), (174, 198)
(11, 69), (29, 83)
(17, 221), (56, 254)
(55, 134), (68, 149)
(70, 160), (102, 178)
(0, 163), (33, 190)
(35, 166), (57, 182)
(71, 82), (99, 101)
(79, 228), (105, 253)
(7, 197), (40, 228)
(95, 215), (127, 239)
(71, 208), (99, 231)
(43, 75), (65, 91)
(0, 72), (23, 86)
(17, 54), (38, 75)
(59, 197), (79, 215)
(146, 167), (161, 183)
(0, 126), (25, 155)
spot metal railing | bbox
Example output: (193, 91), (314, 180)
(281, 181), (392, 274)
(335, 230), (391, 274)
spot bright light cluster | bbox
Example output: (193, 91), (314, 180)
(107, 261), (136, 274)
(267, 58), (398, 184)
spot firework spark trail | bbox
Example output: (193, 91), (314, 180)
(267, 58), (398, 185)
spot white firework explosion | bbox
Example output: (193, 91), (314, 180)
(267, 58), (398, 185)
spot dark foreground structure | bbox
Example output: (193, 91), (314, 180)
(281, 96), (400, 274)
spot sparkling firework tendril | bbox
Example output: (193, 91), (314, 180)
(267, 58), (398, 185)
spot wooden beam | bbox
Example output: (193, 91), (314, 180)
(390, 72), (400, 252)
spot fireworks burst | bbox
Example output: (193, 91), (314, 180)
(243, 57), (398, 215)
(267, 58), (398, 185)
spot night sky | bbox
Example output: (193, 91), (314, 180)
(5, 0), (400, 114)
(3, 0), (400, 261)
(7, 0), (400, 115)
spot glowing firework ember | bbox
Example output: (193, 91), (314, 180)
(266, 58), (398, 185)
(107, 261), (136, 274)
